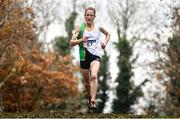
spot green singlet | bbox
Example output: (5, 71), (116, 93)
(77, 23), (86, 61)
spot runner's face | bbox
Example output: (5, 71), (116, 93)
(85, 10), (95, 25)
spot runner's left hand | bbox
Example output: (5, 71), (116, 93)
(101, 42), (106, 49)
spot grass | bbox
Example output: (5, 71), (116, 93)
(0, 110), (163, 118)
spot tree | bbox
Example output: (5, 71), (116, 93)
(112, 35), (143, 113)
(31, 0), (62, 51)
(54, 11), (77, 56)
(96, 50), (111, 113)
(141, 0), (180, 116)
(108, 0), (143, 113)
(156, 0), (180, 115)
(0, 0), (79, 112)
(166, 34), (180, 116)
(129, 0), (180, 116)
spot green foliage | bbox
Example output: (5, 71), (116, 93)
(114, 38), (133, 60)
(54, 36), (70, 56)
(55, 12), (77, 56)
(112, 37), (142, 113)
(65, 12), (77, 40)
(97, 50), (111, 113)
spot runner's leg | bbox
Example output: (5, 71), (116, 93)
(81, 69), (91, 99)
(90, 60), (100, 102)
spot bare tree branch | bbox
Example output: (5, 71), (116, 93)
(0, 67), (16, 88)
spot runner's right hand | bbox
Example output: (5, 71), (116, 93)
(82, 36), (89, 43)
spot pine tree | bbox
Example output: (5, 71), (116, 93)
(108, 0), (144, 113)
(112, 29), (142, 113)
(55, 11), (77, 56)
(97, 50), (111, 113)
(65, 12), (77, 40)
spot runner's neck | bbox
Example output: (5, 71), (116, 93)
(86, 23), (94, 31)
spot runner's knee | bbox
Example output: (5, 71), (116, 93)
(91, 72), (97, 80)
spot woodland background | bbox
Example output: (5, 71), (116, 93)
(0, 0), (179, 117)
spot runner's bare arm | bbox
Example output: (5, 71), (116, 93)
(70, 26), (84, 46)
(99, 27), (110, 49)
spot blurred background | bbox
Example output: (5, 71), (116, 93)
(0, 0), (179, 116)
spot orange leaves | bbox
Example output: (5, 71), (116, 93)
(0, 0), (11, 6)
(25, 7), (33, 15)
(1, 46), (79, 112)
(0, 0), (11, 13)
(0, 0), (35, 41)
(0, 69), (7, 80)
(0, 0), (79, 112)
(0, 21), (12, 39)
